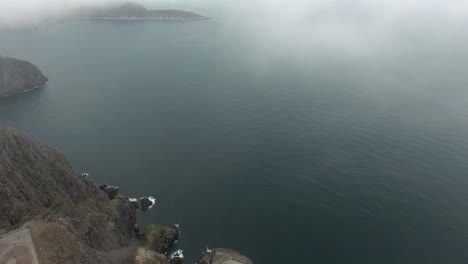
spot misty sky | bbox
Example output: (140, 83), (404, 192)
(1, 0), (467, 69)
(2, 0), (468, 25)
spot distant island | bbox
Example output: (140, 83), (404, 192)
(0, 56), (48, 98)
(81, 1), (210, 21)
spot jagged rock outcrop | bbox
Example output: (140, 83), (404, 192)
(0, 56), (48, 97)
(197, 248), (253, 264)
(99, 184), (120, 200)
(0, 124), (137, 263)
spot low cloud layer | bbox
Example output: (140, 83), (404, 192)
(1, 0), (467, 65)
(2, 0), (468, 24)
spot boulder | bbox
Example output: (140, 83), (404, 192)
(140, 197), (154, 212)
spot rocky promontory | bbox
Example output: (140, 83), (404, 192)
(0, 124), (252, 263)
(198, 248), (253, 264)
(0, 56), (48, 97)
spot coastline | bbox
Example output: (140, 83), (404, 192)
(88, 16), (211, 21)
(0, 124), (252, 263)
(19, 81), (48, 95)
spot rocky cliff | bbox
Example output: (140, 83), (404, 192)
(0, 56), (48, 97)
(0, 124), (138, 263)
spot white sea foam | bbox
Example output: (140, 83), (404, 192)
(170, 249), (184, 260)
(205, 247), (212, 254)
(148, 196), (156, 209)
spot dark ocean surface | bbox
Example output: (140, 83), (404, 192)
(1, 12), (468, 263)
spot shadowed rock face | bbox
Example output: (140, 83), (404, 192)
(0, 56), (48, 97)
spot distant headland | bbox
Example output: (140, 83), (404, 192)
(80, 1), (210, 21)
(0, 56), (48, 98)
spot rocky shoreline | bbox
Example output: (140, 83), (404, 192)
(0, 124), (251, 264)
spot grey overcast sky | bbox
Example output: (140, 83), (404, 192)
(1, 0), (468, 24)
(1, 0), (467, 64)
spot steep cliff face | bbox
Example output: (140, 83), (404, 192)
(0, 56), (48, 97)
(0, 124), (137, 263)
(0, 124), (91, 230)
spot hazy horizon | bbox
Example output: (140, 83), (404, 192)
(2, 0), (468, 27)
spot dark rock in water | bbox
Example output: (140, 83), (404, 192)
(143, 224), (179, 253)
(169, 249), (184, 264)
(140, 197), (154, 212)
(99, 185), (119, 200)
(0, 56), (48, 97)
(197, 248), (253, 264)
